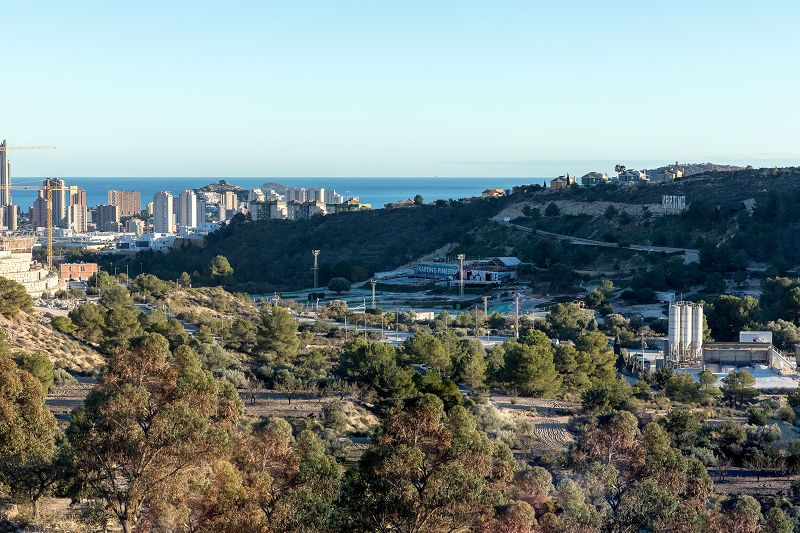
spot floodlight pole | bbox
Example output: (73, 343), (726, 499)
(312, 250), (320, 289)
(457, 253), (465, 303)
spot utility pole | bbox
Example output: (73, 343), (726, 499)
(312, 250), (320, 290)
(457, 253), (465, 304)
(344, 314), (348, 342)
(482, 295), (490, 343)
(370, 278), (377, 310)
(474, 306), (478, 339)
(515, 293), (521, 339)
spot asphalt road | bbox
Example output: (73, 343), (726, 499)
(500, 221), (700, 263)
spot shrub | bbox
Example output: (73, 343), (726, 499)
(746, 406), (769, 426)
(328, 277), (352, 294)
(219, 369), (248, 388)
(51, 315), (77, 335)
(322, 400), (348, 432)
(777, 405), (796, 424)
(53, 367), (78, 386)
(0, 278), (33, 316)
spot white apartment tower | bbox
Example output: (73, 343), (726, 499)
(0, 140), (11, 207)
(219, 191), (238, 220)
(0, 141), (18, 230)
(43, 178), (68, 228)
(68, 204), (88, 232)
(153, 191), (175, 233)
(177, 189), (198, 229)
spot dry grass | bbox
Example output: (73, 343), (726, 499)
(0, 311), (104, 374)
(168, 287), (259, 322)
(240, 389), (379, 430)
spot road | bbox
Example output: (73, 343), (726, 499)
(500, 221), (700, 263)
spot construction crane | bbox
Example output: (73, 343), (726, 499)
(0, 143), (57, 152)
(7, 183), (69, 269)
(0, 142), (56, 201)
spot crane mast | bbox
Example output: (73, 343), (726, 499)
(6, 183), (67, 269)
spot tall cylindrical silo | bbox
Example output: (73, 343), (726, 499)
(692, 303), (704, 362)
(680, 303), (692, 362)
(668, 303), (679, 362)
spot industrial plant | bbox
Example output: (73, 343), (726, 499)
(628, 301), (800, 390)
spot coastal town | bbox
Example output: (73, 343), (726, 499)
(3, 1), (800, 530)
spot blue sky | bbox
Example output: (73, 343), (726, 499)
(3, 1), (799, 177)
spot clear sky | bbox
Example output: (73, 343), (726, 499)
(3, 1), (799, 177)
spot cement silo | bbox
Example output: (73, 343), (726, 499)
(691, 303), (704, 359)
(668, 303), (679, 355)
(667, 302), (703, 368)
(681, 303), (692, 355)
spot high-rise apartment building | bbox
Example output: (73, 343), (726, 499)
(196, 198), (207, 226)
(68, 186), (87, 207)
(219, 191), (238, 220)
(29, 193), (48, 229)
(324, 190), (344, 204)
(0, 140), (11, 207)
(68, 204), (88, 232)
(108, 190), (142, 217)
(0, 206), (17, 231)
(248, 189), (266, 203)
(43, 178), (68, 228)
(67, 186), (88, 232)
(95, 204), (120, 232)
(0, 141), (18, 230)
(287, 187), (343, 205)
(153, 191), (175, 233)
(177, 189), (198, 229)
(126, 218), (146, 235)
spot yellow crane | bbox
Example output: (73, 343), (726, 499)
(7, 183), (69, 269)
(0, 142), (59, 268)
(0, 143), (57, 152)
(0, 141), (56, 201)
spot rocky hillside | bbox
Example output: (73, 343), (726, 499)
(0, 310), (104, 374)
(167, 287), (260, 322)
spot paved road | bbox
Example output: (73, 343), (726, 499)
(500, 221), (700, 263)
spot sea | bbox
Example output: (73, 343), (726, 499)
(8, 177), (549, 211)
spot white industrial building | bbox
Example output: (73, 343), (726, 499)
(664, 301), (800, 389)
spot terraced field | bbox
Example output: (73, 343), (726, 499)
(489, 395), (578, 454)
(46, 380), (96, 425)
(532, 420), (574, 450)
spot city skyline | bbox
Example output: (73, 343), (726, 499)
(3, 1), (799, 177)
